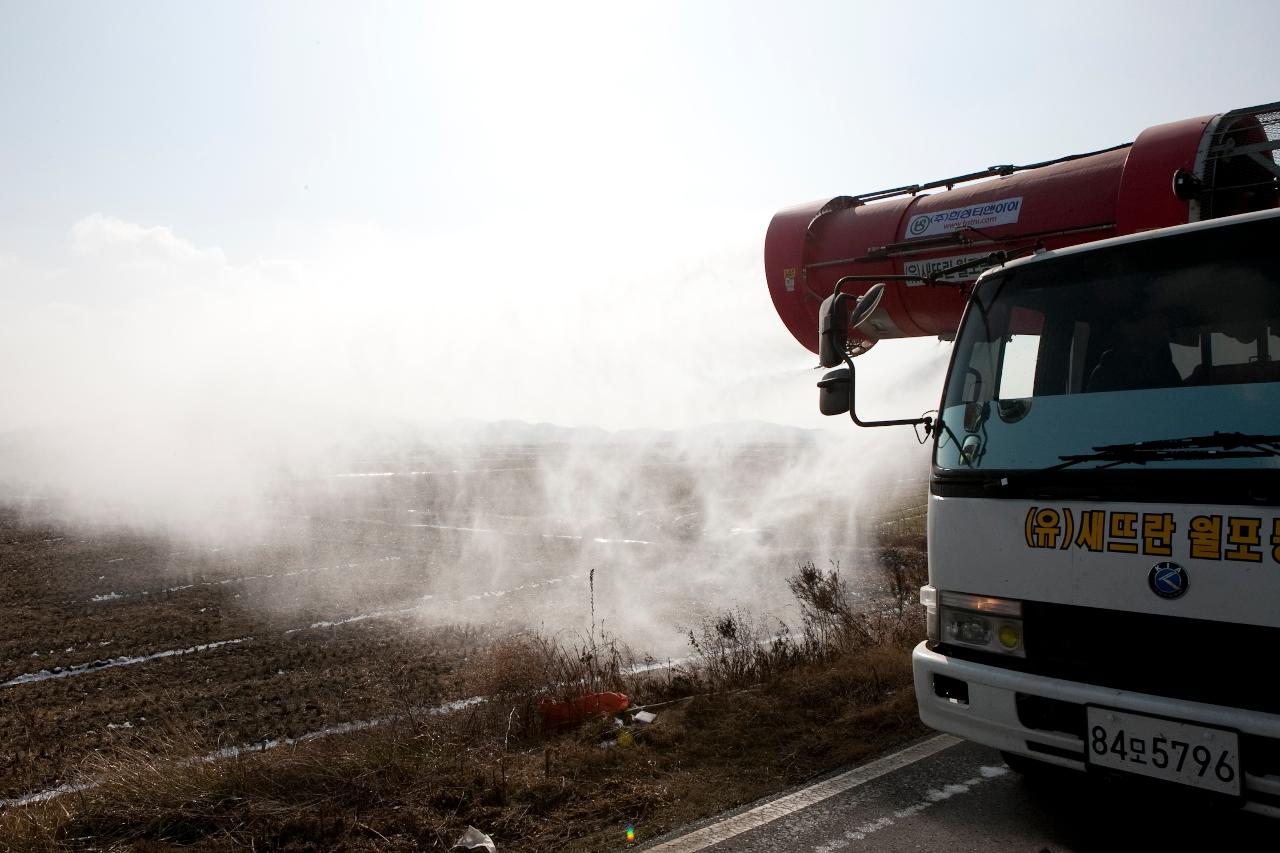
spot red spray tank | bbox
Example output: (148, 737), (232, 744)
(765, 101), (1280, 357)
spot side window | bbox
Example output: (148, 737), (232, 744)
(964, 340), (1000, 402)
(997, 306), (1046, 399)
(998, 334), (1040, 399)
(1180, 323), (1280, 386)
(1169, 339), (1200, 381)
(1209, 331), (1259, 365)
(1066, 321), (1092, 394)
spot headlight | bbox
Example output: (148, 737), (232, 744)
(935, 590), (1025, 658)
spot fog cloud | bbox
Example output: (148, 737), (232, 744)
(0, 210), (948, 534)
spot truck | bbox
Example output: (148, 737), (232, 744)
(764, 100), (1280, 814)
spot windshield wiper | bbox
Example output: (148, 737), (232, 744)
(1047, 431), (1280, 472)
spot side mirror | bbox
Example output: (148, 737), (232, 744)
(817, 368), (850, 416)
(849, 282), (886, 330)
(818, 282), (887, 368)
(818, 292), (850, 368)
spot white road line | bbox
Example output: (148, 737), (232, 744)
(812, 764), (1009, 851)
(643, 734), (962, 853)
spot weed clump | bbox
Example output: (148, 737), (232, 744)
(685, 606), (795, 692)
(787, 560), (869, 656)
(682, 547), (926, 697)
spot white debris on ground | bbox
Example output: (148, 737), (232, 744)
(452, 825), (498, 852)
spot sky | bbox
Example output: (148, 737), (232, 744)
(1, 1), (1278, 447)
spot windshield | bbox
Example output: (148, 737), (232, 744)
(936, 216), (1280, 472)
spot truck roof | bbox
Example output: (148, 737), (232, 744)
(990, 205), (1280, 276)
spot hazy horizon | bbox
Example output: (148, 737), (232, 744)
(3, 1), (1277, 529)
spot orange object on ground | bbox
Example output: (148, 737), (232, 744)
(539, 692), (630, 728)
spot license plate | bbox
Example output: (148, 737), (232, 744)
(1085, 707), (1241, 796)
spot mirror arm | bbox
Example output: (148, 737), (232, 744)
(841, 351), (935, 433)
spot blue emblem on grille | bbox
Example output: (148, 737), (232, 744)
(1148, 562), (1188, 599)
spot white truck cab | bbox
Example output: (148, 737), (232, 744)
(914, 207), (1280, 813)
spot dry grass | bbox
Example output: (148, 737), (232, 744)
(1, 537), (930, 852)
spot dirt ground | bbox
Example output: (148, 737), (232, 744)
(1, 443), (923, 808)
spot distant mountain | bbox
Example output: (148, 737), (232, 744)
(419, 419), (817, 446)
(421, 419), (612, 445)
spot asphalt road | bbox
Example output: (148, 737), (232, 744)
(637, 735), (1276, 852)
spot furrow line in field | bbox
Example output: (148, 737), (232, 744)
(331, 466), (543, 478)
(88, 556), (404, 604)
(283, 573), (580, 634)
(1, 639), (252, 688)
(344, 516), (656, 545)
(0, 653), (694, 808)
(12, 574), (582, 685)
(0, 696), (488, 809)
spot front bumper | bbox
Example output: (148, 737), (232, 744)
(912, 641), (1280, 817)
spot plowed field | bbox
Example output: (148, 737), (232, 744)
(0, 443), (908, 804)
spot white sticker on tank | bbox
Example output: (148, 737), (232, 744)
(904, 196), (1022, 239)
